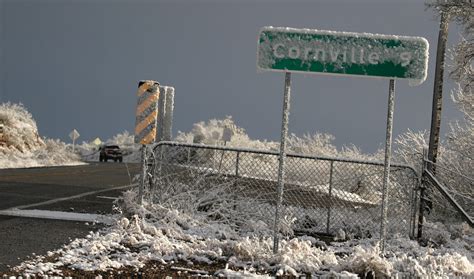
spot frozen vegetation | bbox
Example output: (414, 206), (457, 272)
(0, 103), (85, 169)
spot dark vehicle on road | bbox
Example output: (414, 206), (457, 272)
(99, 145), (123, 162)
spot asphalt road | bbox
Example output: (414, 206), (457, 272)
(0, 162), (140, 273)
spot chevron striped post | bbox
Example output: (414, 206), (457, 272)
(135, 80), (160, 144)
(135, 80), (160, 204)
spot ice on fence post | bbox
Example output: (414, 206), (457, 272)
(157, 86), (167, 142)
(163, 86), (175, 141)
(156, 86), (175, 142)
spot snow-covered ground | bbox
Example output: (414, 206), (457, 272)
(14, 188), (473, 277)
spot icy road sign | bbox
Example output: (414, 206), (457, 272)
(69, 129), (80, 141)
(257, 27), (429, 84)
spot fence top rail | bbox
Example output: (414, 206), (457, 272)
(153, 141), (419, 176)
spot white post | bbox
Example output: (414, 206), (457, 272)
(273, 72), (292, 253)
(164, 87), (175, 141)
(380, 79), (396, 253)
(139, 145), (147, 205)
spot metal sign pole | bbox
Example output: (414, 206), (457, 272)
(69, 129), (80, 153)
(273, 72), (292, 254)
(380, 79), (396, 254)
(139, 144), (147, 205)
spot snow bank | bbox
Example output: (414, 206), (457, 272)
(0, 103), (84, 169)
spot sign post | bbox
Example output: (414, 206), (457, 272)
(257, 26), (429, 254)
(218, 126), (234, 171)
(69, 129), (80, 153)
(380, 79), (396, 253)
(273, 71), (292, 253)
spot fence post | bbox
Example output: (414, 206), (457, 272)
(187, 146), (191, 164)
(235, 151), (240, 177)
(155, 145), (164, 203)
(326, 161), (334, 234)
(410, 173), (419, 239)
(139, 145), (147, 205)
(417, 148), (428, 239)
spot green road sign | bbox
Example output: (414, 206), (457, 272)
(257, 27), (429, 85)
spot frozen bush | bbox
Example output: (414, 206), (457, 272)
(0, 102), (83, 169)
(0, 102), (45, 153)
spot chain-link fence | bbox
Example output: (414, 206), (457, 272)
(147, 142), (420, 241)
(418, 158), (474, 238)
(424, 160), (473, 219)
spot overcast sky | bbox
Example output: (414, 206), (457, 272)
(0, 0), (464, 153)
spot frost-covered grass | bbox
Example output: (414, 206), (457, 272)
(0, 103), (84, 169)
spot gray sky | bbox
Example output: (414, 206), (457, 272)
(0, 0), (464, 152)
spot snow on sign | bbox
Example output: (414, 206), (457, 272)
(257, 27), (429, 84)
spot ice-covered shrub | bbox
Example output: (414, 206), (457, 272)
(175, 116), (278, 151)
(287, 133), (338, 157)
(394, 90), (473, 219)
(0, 102), (83, 169)
(0, 102), (45, 153)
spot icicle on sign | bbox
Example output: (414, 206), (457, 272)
(257, 27), (429, 85)
(135, 80), (160, 145)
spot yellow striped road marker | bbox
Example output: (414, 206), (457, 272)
(134, 80), (160, 145)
